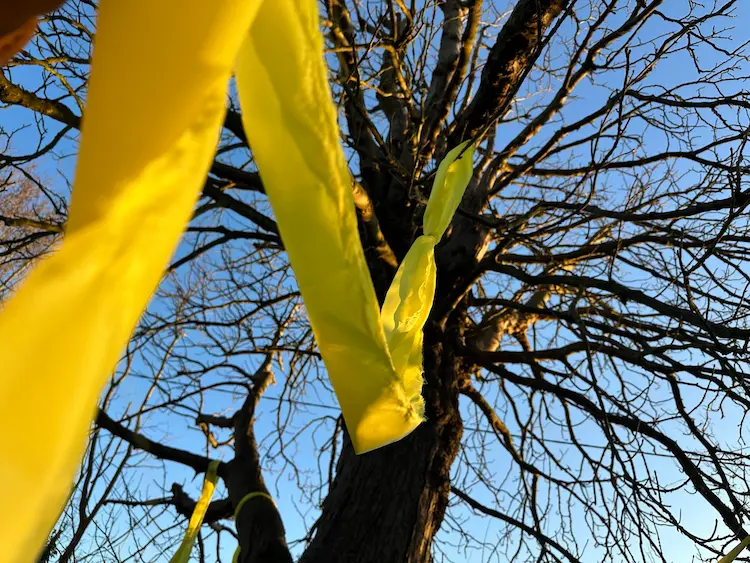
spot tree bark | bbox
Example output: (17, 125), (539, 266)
(299, 322), (465, 563)
(225, 373), (293, 563)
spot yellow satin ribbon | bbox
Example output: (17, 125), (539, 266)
(0, 0), (473, 560)
(235, 0), (474, 454)
(720, 536), (750, 563)
(170, 460), (221, 563)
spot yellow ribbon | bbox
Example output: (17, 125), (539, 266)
(719, 536), (750, 563)
(0, 0), (473, 560)
(235, 0), (475, 454)
(231, 491), (276, 563)
(170, 460), (221, 563)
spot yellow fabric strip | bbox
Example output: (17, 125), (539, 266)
(720, 536), (750, 563)
(232, 491), (276, 563)
(0, 1), (261, 560)
(235, 0), (475, 453)
(170, 460), (221, 563)
(235, 0), (411, 454)
(380, 141), (474, 406)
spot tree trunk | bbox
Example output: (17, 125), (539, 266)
(299, 323), (465, 563)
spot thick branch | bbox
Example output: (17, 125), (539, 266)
(484, 263), (750, 341)
(0, 72), (80, 127)
(223, 110), (247, 143)
(352, 181), (397, 269)
(170, 485), (234, 524)
(196, 413), (235, 429)
(96, 410), (215, 474)
(448, 0), (569, 146)
(452, 487), (581, 562)
(209, 162), (264, 194)
(420, 0), (479, 162)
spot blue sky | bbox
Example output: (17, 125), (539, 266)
(3, 1), (750, 561)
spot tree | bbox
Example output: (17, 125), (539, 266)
(3, 0), (750, 561)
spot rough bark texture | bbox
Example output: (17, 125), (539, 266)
(224, 372), (293, 563)
(448, 0), (569, 146)
(300, 322), (465, 563)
